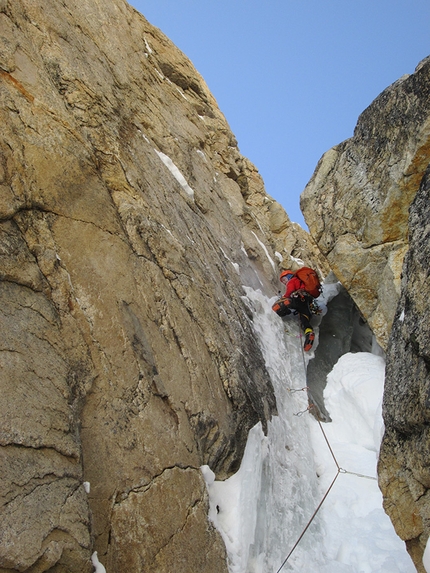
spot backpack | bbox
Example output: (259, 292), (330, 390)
(294, 267), (321, 298)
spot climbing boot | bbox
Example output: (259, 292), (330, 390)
(304, 328), (315, 352)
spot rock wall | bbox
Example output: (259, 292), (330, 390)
(0, 0), (325, 571)
(306, 274), (373, 421)
(378, 163), (430, 573)
(301, 57), (430, 349)
(301, 55), (430, 572)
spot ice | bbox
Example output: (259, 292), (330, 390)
(154, 149), (195, 198)
(251, 231), (276, 271)
(203, 287), (415, 572)
(91, 551), (106, 573)
(143, 37), (153, 54)
(423, 536), (430, 572)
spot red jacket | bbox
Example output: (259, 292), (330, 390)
(284, 276), (305, 298)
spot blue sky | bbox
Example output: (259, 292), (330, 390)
(128, 0), (429, 227)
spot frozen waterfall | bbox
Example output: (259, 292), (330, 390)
(202, 286), (415, 573)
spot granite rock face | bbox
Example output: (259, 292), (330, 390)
(301, 57), (430, 349)
(301, 55), (430, 570)
(0, 0), (322, 571)
(378, 163), (430, 573)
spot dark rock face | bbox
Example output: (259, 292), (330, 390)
(307, 278), (374, 420)
(378, 163), (430, 572)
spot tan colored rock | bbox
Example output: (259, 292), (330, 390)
(301, 57), (430, 348)
(378, 163), (430, 571)
(0, 0), (321, 571)
(0, 278), (93, 572)
(108, 467), (227, 572)
(230, 156), (330, 279)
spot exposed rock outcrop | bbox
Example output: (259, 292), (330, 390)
(0, 0), (323, 571)
(301, 54), (430, 570)
(301, 57), (430, 349)
(378, 163), (430, 573)
(306, 274), (374, 421)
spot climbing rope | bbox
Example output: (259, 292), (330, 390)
(275, 470), (340, 573)
(276, 322), (376, 572)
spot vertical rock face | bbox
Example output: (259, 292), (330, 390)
(306, 276), (373, 421)
(301, 54), (430, 570)
(301, 57), (430, 349)
(0, 0), (324, 571)
(378, 164), (430, 573)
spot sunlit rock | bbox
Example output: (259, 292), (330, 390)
(301, 57), (430, 349)
(0, 0), (324, 571)
(379, 163), (430, 572)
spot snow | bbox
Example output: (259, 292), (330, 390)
(137, 129), (150, 143)
(219, 246), (241, 274)
(202, 425), (268, 572)
(83, 481), (90, 494)
(202, 287), (415, 573)
(91, 551), (106, 573)
(251, 231), (276, 271)
(289, 255), (304, 266)
(307, 352), (412, 573)
(177, 87), (189, 100)
(154, 149), (195, 199)
(423, 537), (430, 572)
(143, 37), (153, 54)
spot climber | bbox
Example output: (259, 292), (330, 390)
(272, 268), (321, 352)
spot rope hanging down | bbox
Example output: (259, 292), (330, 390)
(276, 325), (376, 573)
(275, 469), (340, 573)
